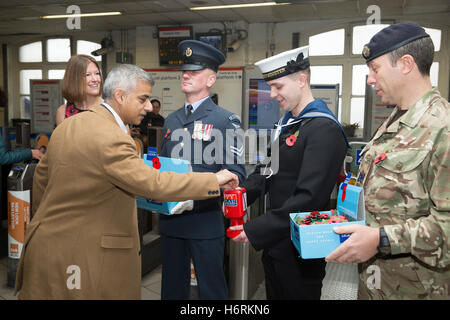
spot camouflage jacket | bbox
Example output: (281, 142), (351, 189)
(356, 88), (449, 300)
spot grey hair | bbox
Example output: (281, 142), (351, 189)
(103, 64), (155, 100)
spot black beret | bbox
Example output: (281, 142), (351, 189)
(178, 40), (225, 72)
(362, 22), (430, 62)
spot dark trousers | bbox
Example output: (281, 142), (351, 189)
(161, 235), (228, 300)
(262, 242), (326, 300)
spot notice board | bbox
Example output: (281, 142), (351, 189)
(30, 80), (63, 134)
(310, 84), (339, 117)
(145, 68), (243, 120)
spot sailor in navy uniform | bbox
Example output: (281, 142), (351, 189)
(230, 46), (349, 299)
(159, 40), (246, 300)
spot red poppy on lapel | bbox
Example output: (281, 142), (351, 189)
(286, 135), (296, 146)
(374, 152), (387, 165)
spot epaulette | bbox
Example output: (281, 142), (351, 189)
(229, 114), (242, 129)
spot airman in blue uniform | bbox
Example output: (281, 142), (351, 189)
(159, 40), (246, 300)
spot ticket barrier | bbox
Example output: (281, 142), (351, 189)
(7, 162), (36, 287)
(344, 141), (368, 179)
(227, 196), (265, 299)
(147, 127), (163, 154)
(133, 138), (162, 276)
(226, 164), (265, 299)
(189, 192), (266, 300)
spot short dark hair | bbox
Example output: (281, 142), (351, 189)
(389, 36), (434, 76)
(150, 99), (161, 106)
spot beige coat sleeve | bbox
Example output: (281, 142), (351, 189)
(101, 134), (220, 202)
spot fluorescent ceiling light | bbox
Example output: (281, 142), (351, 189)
(190, 2), (290, 11)
(41, 12), (122, 19)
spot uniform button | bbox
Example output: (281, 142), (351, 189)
(180, 142), (184, 147)
(184, 128), (188, 131)
(396, 162), (403, 170)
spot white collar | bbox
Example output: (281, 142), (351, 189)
(101, 102), (128, 134)
(272, 117), (302, 142)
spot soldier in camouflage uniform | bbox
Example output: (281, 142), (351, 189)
(326, 22), (449, 299)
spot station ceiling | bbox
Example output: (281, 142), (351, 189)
(0, 0), (448, 37)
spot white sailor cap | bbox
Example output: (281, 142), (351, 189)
(255, 45), (310, 81)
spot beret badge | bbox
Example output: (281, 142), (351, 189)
(185, 47), (193, 57)
(362, 45), (370, 59)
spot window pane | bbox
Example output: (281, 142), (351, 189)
(430, 62), (439, 87)
(48, 69), (65, 79)
(424, 28), (441, 51)
(309, 29), (345, 56)
(20, 70), (42, 95)
(350, 97), (365, 128)
(310, 65), (343, 95)
(352, 24), (390, 55)
(19, 41), (42, 63)
(352, 65), (369, 95)
(77, 40), (102, 61)
(47, 38), (71, 62)
(20, 96), (31, 119)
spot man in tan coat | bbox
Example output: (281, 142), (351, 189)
(14, 64), (238, 299)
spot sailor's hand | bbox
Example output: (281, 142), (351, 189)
(229, 225), (249, 243)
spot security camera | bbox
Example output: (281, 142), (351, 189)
(91, 47), (113, 56)
(227, 40), (241, 52)
(92, 35), (114, 56)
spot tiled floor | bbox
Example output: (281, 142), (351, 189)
(0, 256), (265, 300)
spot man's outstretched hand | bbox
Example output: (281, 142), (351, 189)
(215, 169), (239, 189)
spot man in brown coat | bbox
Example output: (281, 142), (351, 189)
(14, 64), (238, 299)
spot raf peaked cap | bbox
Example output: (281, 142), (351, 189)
(178, 40), (225, 72)
(255, 45), (310, 82)
(362, 21), (430, 62)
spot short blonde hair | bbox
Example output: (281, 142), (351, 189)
(289, 68), (311, 85)
(62, 55), (103, 103)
